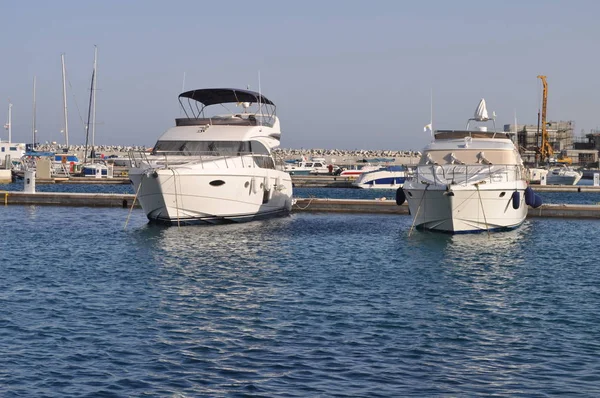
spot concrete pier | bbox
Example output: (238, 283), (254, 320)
(14, 176), (132, 184)
(0, 192), (598, 219)
(291, 175), (356, 188)
(291, 198), (600, 219)
(0, 191), (139, 208)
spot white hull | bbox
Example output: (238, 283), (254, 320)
(130, 161), (293, 225)
(353, 167), (409, 189)
(546, 171), (582, 186)
(404, 181), (528, 233)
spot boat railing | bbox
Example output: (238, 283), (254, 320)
(128, 150), (277, 170)
(413, 164), (524, 186)
(271, 151), (288, 171)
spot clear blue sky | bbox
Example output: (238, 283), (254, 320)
(0, 0), (598, 151)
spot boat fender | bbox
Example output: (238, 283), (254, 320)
(512, 191), (520, 210)
(251, 176), (258, 194)
(275, 176), (283, 191)
(524, 187), (533, 206)
(524, 186), (543, 208)
(264, 175), (271, 191)
(396, 188), (406, 206)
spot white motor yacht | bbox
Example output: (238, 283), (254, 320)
(400, 99), (541, 233)
(128, 88), (294, 225)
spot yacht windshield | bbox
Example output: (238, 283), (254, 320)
(152, 140), (270, 156)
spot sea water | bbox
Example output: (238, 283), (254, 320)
(0, 183), (600, 396)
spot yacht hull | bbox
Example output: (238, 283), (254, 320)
(546, 174), (581, 185)
(403, 181), (528, 233)
(129, 168), (293, 225)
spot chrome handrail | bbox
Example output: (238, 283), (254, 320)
(414, 164), (523, 186)
(128, 150), (276, 170)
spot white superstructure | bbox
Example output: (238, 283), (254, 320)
(401, 99), (540, 233)
(128, 88), (293, 225)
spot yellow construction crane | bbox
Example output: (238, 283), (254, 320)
(537, 75), (554, 163)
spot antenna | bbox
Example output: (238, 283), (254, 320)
(91, 45), (98, 150)
(428, 88), (433, 140)
(430, 88), (433, 136)
(61, 53), (69, 148)
(258, 70), (262, 128)
(32, 76), (37, 147)
(6, 101), (12, 143)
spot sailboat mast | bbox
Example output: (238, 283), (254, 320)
(7, 102), (12, 143)
(61, 54), (69, 148)
(84, 66), (95, 163)
(91, 45), (97, 149)
(32, 76), (37, 147)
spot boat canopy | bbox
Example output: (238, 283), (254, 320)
(178, 88), (277, 123)
(179, 88), (274, 106)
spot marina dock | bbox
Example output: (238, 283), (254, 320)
(1, 192), (599, 219)
(291, 198), (600, 219)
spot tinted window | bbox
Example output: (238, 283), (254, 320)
(153, 140), (250, 155)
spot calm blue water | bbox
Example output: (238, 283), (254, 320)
(1, 183), (600, 396)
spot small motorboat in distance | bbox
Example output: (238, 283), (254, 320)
(546, 164), (582, 185)
(353, 165), (410, 189)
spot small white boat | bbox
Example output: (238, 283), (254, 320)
(0, 142), (26, 168)
(546, 165), (582, 185)
(80, 162), (110, 177)
(353, 165), (410, 189)
(338, 164), (380, 178)
(284, 157), (334, 175)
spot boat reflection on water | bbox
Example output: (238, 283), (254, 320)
(133, 216), (294, 279)
(444, 223), (530, 266)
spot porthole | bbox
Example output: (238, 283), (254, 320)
(499, 192), (506, 197)
(209, 180), (226, 187)
(407, 191), (413, 197)
(244, 181), (250, 188)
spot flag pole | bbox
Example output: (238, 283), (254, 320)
(430, 88), (433, 139)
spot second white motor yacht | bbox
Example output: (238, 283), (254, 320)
(400, 99), (542, 233)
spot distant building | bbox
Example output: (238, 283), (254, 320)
(503, 120), (574, 152)
(503, 121), (598, 165)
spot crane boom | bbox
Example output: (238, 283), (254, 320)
(537, 75), (553, 162)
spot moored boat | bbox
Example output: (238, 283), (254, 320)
(128, 88), (293, 225)
(353, 165), (410, 189)
(284, 157), (337, 175)
(546, 165), (582, 185)
(400, 98), (542, 233)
